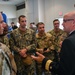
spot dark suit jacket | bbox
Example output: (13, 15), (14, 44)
(42, 31), (75, 75)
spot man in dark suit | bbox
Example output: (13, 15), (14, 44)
(31, 11), (75, 75)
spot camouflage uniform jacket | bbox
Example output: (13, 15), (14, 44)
(9, 28), (36, 72)
(0, 42), (17, 75)
(47, 29), (67, 52)
(36, 33), (54, 57)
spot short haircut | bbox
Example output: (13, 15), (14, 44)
(18, 15), (26, 22)
(11, 22), (14, 24)
(36, 22), (44, 28)
(53, 19), (59, 23)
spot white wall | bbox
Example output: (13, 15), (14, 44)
(0, 4), (16, 18)
(16, 8), (26, 18)
(26, 0), (45, 27)
(38, 0), (45, 22)
(26, 0), (34, 26)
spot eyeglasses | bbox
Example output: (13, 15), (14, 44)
(63, 19), (74, 22)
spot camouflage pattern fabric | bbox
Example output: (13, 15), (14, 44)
(0, 34), (10, 48)
(47, 29), (67, 52)
(9, 28), (36, 75)
(36, 33), (54, 75)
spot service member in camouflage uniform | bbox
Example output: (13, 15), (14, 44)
(36, 22), (54, 75)
(0, 12), (17, 75)
(47, 19), (67, 53)
(9, 15), (36, 75)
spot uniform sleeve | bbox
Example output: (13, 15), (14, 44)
(3, 35), (10, 48)
(26, 30), (36, 51)
(9, 32), (20, 53)
(42, 58), (59, 74)
(48, 36), (54, 50)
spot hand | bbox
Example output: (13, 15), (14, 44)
(19, 48), (27, 57)
(31, 52), (45, 62)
